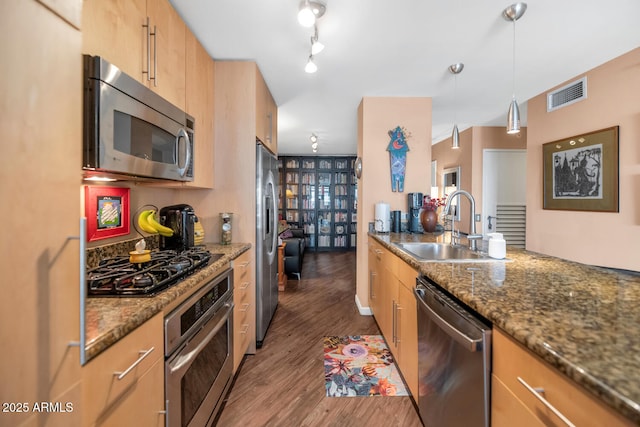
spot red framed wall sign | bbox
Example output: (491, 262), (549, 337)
(84, 186), (130, 241)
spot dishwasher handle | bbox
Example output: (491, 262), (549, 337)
(415, 283), (484, 352)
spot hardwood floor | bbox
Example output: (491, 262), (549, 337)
(216, 251), (423, 427)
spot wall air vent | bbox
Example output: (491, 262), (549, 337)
(547, 77), (587, 112)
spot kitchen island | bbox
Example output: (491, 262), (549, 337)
(84, 242), (251, 362)
(369, 232), (640, 425)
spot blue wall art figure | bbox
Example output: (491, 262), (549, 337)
(387, 126), (410, 192)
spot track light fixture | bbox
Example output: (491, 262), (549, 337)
(310, 134), (318, 152)
(503, 2), (527, 134)
(449, 63), (464, 150)
(298, 0), (326, 28)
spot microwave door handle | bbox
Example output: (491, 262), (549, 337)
(176, 128), (191, 177)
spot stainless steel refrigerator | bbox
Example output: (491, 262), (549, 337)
(255, 143), (279, 347)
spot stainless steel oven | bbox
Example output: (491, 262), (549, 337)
(165, 268), (234, 427)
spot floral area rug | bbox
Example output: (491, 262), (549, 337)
(323, 335), (409, 397)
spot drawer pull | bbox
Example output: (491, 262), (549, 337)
(114, 347), (155, 380)
(517, 376), (576, 427)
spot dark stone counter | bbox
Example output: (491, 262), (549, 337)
(369, 232), (640, 424)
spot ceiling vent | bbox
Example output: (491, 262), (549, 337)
(547, 77), (587, 112)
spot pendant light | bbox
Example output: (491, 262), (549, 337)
(311, 26), (324, 55)
(305, 54), (317, 73)
(449, 63), (464, 149)
(503, 2), (527, 134)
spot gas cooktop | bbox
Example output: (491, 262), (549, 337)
(87, 248), (222, 296)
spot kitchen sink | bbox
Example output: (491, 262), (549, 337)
(393, 242), (507, 263)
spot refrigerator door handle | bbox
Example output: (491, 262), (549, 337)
(265, 169), (278, 264)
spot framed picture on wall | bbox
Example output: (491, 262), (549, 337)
(84, 186), (130, 241)
(542, 126), (619, 212)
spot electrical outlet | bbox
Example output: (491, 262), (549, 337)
(475, 214), (481, 222)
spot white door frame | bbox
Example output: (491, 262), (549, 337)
(481, 149), (527, 236)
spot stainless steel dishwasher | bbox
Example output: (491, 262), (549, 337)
(415, 276), (492, 427)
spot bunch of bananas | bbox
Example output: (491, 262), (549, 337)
(194, 221), (205, 245)
(137, 209), (174, 237)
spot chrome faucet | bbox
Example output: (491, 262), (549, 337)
(443, 189), (483, 251)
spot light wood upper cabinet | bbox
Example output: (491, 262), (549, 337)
(146, 0), (185, 109)
(184, 30), (215, 189)
(82, 0), (186, 110)
(255, 68), (278, 155)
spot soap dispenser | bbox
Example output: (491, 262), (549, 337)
(488, 233), (506, 259)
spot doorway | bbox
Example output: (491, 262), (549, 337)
(481, 149), (527, 246)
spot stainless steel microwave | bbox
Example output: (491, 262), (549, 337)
(83, 55), (194, 182)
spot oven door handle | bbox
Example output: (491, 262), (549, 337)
(168, 302), (233, 376)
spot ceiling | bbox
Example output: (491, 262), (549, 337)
(170, 0), (640, 156)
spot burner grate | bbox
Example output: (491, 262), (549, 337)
(88, 249), (221, 296)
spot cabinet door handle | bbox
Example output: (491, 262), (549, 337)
(143, 17), (151, 81)
(392, 300), (397, 344)
(517, 377), (576, 427)
(396, 303), (402, 346)
(68, 217), (87, 365)
(369, 271), (376, 299)
(151, 24), (157, 86)
(114, 347), (155, 380)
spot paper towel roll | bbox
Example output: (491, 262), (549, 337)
(374, 202), (391, 232)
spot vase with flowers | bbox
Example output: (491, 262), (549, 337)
(420, 195), (447, 233)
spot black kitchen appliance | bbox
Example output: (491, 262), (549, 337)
(160, 204), (197, 251)
(408, 192), (424, 233)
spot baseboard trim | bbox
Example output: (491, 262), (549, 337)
(355, 294), (372, 316)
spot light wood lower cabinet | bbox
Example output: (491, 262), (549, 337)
(82, 314), (165, 426)
(492, 328), (633, 427)
(368, 237), (419, 398)
(368, 239), (388, 335)
(233, 250), (256, 372)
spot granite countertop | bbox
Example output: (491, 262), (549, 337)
(369, 232), (640, 424)
(84, 243), (251, 362)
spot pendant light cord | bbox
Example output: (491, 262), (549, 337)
(512, 19), (516, 100)
(454, 73), (458, 124)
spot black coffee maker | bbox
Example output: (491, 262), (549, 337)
(159, 204), (197, 251)
(408, 193), (423, 233)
